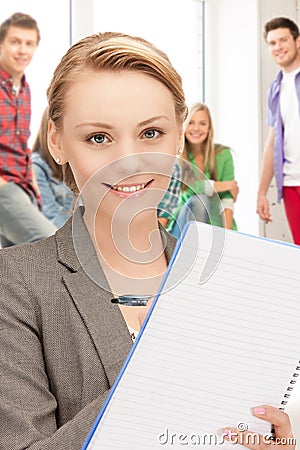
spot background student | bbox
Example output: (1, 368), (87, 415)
(0, 12), (56, 247)
(257, 17), (300, 245)
(32, 107), (74, 228)
(164, 102), (239, 237)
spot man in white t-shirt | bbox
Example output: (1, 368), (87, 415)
(257, 17), (300, 245)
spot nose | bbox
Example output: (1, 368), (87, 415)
(18, 42), (27, 53)
(191, 122), (201, 130)
(114, 153), (145, 176)
(274, 41), (282, 52)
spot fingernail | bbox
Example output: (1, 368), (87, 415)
(254, 407), (266, 415)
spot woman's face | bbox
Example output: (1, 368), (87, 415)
(185, 109), (210, 145)
(49, 70), (182, 219)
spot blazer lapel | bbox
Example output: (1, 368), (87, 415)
(56, 208), (132, 386)
(55, 208), (177, 386)
(63, 268), (132, 386)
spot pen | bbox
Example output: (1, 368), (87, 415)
(111, 295), (152, 306)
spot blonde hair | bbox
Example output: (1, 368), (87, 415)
(47, 32), (187, 193)
(180, 102), (217, 185)
(32, 107), (64, 181)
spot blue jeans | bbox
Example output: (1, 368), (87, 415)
(170, 194), (210, 239)
(0, 182), (57, 248)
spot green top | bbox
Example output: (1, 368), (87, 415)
(168, 144), (237, 231)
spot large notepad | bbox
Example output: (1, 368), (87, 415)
(82, 222), (300, 450)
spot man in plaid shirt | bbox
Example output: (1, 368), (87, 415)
(0, 13), (56, 247)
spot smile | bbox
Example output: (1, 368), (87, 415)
(103, 179), (153, 195)
(112, 183), (146, 192)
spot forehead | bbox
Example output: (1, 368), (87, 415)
(190, 109), (209, 121)
(5, 25), (38, 42)
(266, 27), (293, 42)
(64, 70), (176, 121)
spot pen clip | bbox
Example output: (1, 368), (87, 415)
(111, 295), (152, 306)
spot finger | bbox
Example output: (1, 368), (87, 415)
(253, 405), (293, 440)
(257, 209), (266, 220)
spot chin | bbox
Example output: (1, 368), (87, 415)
(189, 139), (204, 145)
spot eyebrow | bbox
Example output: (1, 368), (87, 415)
(75, 115), (170, 130)
(267, 35), (289, 44)
(75, 122), (114, 130)
(9, 36), (36, 43)
(137, 115), (170, 127)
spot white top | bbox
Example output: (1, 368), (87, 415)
(280, 67), (300, 185)
(127, 325), (138, 343)
(13, 84), (20, 95)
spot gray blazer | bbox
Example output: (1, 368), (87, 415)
(0, 208), (176, 450)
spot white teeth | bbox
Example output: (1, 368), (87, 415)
(112, 183), (146, 193)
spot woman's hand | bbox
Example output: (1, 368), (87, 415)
(214, 180), (239, 201)
(223, 406), (295, 450)
(229, 180), (239, 202)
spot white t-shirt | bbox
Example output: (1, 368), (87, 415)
(13, 84), (20, 95)
(280, 67), (300, 185)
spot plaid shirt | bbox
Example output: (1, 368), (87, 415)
(0, 66), (38, 201)
(157, 160), (181, 219)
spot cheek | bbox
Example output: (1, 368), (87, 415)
(203, 128), (209, 138)
(68, 159), (96, 191)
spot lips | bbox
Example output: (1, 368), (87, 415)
(275, 51), (287, 59)
(111, 182), (146, 193)
(103, 179), (153, 195)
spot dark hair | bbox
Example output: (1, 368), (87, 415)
(32, 107), (64, 181)
(0, 12), (40, 44)
(264, 17), (300, 41)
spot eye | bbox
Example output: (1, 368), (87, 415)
(143, 129), (162, 140)
(88, 133), (108, 145)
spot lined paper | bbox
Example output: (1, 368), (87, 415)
(83, 223), (300, 450)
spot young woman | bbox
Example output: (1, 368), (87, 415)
(32, 107), (74, 228)
(0, 32), (293, 449)
(163, 102), (239, 237)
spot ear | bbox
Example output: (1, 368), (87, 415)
(296, 35), (300, 50)
(47, 120), (66, 164)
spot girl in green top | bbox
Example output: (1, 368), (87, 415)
(165, 103), (239, 237)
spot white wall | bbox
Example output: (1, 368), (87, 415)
(71, 0), (204, 107)
(205, 0), (260, 236)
